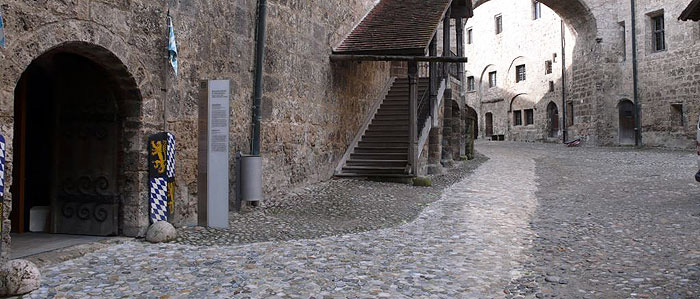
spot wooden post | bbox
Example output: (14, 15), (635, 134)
(408, 61), (418, 176)
(456, 18), (465, 93)
(443, 8), (451, 78)
(429, 35), (438, 122)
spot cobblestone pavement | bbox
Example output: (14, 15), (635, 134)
(177, 154), (487, 246)
(26, 142), (700, 298)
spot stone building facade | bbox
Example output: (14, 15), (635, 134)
(464, 0), (575, 142)
(0, 0), (391, 259)
(467, 0), (700, 148)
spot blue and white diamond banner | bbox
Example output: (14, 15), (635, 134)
(0, 135), (6, 197)
(0, 11), (6, 48)
(167, 15), (178, 76)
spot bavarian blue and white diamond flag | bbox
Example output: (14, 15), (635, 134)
(0, 11), (6, 48)
(167, 15), (178, 75)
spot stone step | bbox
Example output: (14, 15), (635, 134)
(358, 141), (410, 148)
(371, 119), (409, 126)
(350, 153), (408, 160)
(346, 159), (408, 167)
(353, 147), (408, 154)
(363, 130), (408, 136)
(361, 136), (408, 143)
(341, 166), (407, 175)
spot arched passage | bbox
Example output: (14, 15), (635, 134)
(547, 102), (560, 138)
(11, 42), (142, 236)
(618, 99), (635, 145)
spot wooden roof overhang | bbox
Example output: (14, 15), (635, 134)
(680, 0), (700, 21)
(332, 0), (473, 58)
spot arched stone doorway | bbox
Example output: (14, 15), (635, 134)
(485, 112), (494, 138)
(618, 99), (635, 145)
(10, 43), (142, 236)
(547, 102), (559, 138)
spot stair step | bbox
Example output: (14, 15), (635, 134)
(358, 141), (410, 148)
(371, 120), (408, 126)
(363, 130), (408, 136)
(350, 153), (408, 160)
(335, 173), (414, 178)
(353, 147), (408, 154)
(342, 166), (407, 175)
(372, 116), (408, 122)
(346, 160), (408, 167)
(362, 136), (408, 142)
(368, 126), (409, 132)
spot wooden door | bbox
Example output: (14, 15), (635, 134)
(51, 54), (120, 236)
(485, 112), (493, 137)
(619, 101), (635, 145)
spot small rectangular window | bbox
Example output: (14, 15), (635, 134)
(533, 1), (542, 20)
(489, 71), (497, 88)
(525, 109), (534, 125)
(652, 14), (665, 52)
(467, 76), (475, 91)
(516, 64), (526, 82)
(514, 110), (523, 126)
(671, 103), (684, 127)
(549, 81), (555, 92)
(545, 60), (553, 74)
(495, 14), (503, 35)
(467, 28), (473, 44)
(553, 53), (558, 63)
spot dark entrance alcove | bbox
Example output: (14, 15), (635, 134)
(618, 99), (635, 145)
(485, 112), (493, 138)
(547, 102), (559, 138)
(11, 43), (141, 236)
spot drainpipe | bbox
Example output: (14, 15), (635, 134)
(238, 0), (268, 207)
(630, 0), (642, 147)
(560, 20), (567, 143)
(251, 0), (268, 155)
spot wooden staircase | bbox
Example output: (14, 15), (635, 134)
(337, 77), (429, 177)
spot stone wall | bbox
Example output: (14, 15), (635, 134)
(0, 0), (388, 258)
(467, 0), (700, 148)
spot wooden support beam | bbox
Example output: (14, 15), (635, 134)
(443, 7), (451, 78)
(408, 61), (418, 176)
(329, 55), (468, 63)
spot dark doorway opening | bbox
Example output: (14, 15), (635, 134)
(547, 102), (559, 138)
(12, 50), (123, 236)
(485, 112), (493, 138)
(618, 100), (635, 145)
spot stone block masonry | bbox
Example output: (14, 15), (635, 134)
(0, 0), (388, 259)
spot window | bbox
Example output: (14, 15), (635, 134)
(553, 53), (558, 63)
(514, 110), (523, 126)
(525, 109), (534, 125)
(549, 81), (555, 92)
(566, 102), (574, 127)
(489, 71), (497, 88)
(467, 76), (475, 91)
(671, 103), (684, 127)
(516, 64), (526, 82)
(467, 28), (473, 44)
(619, 21), (627, 61)
(533, 1), (542, 20)
(545, 60), (553, 74)
(652, 14), (665, 52)
(495, 14), (503, 34)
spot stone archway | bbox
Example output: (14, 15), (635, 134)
(10, 42), (143, 236)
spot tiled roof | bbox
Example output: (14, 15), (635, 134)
(334, 0), (453, 55)
(680, 0), (700, 21)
